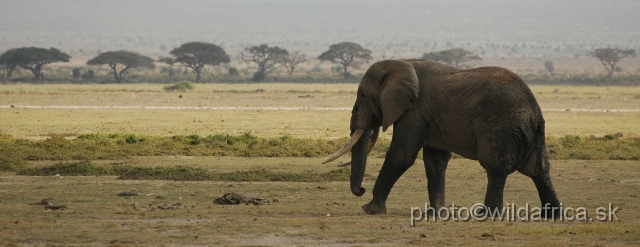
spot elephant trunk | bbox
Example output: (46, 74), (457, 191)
(350, 128), (372, 197)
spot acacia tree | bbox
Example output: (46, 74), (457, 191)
(282, 51), (307, 76)
(0, 47), (70, 79)
(589, 48), (636, 79)
(87, 50), (155, 83)
(0, 48), (20, 78)
(163, 42), (230, 82)
(241, 44), (288, 81)
(318, 42), (372, 78)
(422, 48), (481, 69)
(318, 42), (373, 78)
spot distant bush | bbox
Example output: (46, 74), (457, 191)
(228, 67), (239, 75)
(72, 68), (81, 79)
(164, 81), (194, 92)
(81, 69), (95, 80)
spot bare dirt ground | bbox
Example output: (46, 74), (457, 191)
(0, 158), (639, 246)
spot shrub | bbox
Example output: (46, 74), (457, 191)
(72, 68), (81, 79)
(228, 67), (239, 75)
(81, 69), (95, 80)
(164, 81), (195, 92)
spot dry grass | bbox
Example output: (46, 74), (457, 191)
(1, 83), (639, 139)
(1, 157), (638, 246)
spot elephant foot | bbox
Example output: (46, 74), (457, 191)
(540, 203), (561, 219)
(362, 201), (387, 215)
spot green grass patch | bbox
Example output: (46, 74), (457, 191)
(16, 160), (353, 182)
(1, 132), (638, 162)
(546, 133), (640, 160)
(17, 160), (110, 176)
(0, 133), (345, 161)
(0, 157), (29, 172)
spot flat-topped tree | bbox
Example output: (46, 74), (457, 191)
(241, 44), (288, 82)
(318, 42), (372, 78)
(590, 48), (636, 79)
(0, 47), (71, 79)
(87, 50), (155, 83)
(164, 42), (230, 82)
(422, 48), (481, 69)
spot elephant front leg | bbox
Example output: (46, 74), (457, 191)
(423, 147), (451, 210)
(482, 172), (508, 216)
(363, 139), (423, 215)
(363, 160), (413, 215)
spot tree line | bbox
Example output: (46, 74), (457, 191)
(0, 41), (636, 83)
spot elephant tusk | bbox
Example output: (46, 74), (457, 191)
(335, 127), (380, 167)
(336, 161), (351, 167)
(321, 129), (365, 164)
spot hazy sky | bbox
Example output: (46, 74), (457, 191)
(1, 0), (639, 48)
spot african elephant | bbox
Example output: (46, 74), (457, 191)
(323, 59), (560, 217)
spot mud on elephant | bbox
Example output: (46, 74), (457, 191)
(323, 59), (560, 218)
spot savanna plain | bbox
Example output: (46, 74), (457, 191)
(1, 83), (640, 246)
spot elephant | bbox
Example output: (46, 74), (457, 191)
(322, 59), (560, 217)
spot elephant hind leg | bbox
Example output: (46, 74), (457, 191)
(530, 172), (561, 219)
(518, 151), (561, 219)
(476, 136), (520, 216)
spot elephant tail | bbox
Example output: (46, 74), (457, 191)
(534, 120), (550, 175)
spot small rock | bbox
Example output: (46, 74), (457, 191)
(133, 203), (150, 211)
(117, 191), (140, 196)
(54, 174), (63, 179)
(44, 205), (67, 210)
(326, 213), (331, 217)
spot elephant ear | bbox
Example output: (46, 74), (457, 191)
(379, 60), (419, 131)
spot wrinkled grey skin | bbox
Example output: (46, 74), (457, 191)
(344, 59), (560, 217)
